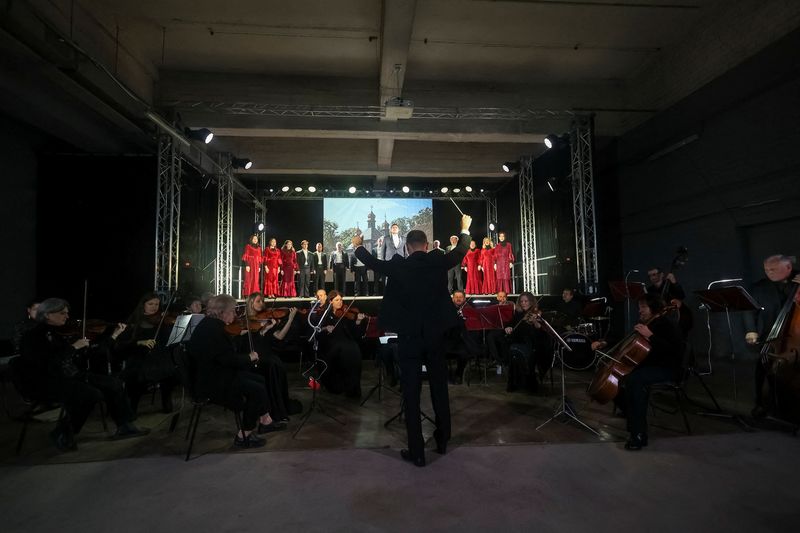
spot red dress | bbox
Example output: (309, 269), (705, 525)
(462, 248), (482, 294)
(494, 241), (515, 293)
(279, 248), (298, 297)
(241, 243), (263, 297)
(263, 247), (282, 297)
(480, 246), (496, 294)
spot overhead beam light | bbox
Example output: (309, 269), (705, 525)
(402, 186), (410, 193)
(231, 157), (253, 170)
(465, 186), (473, 192)
(544, 133), (567, 150)
(255, 222), (265, 232)
(308, 186), (316, 192)
(185, 127), (214, 144)
(348, 186), (357, 194)
(502, 161), (520, 173)
(294, 186), (302, 192)
(453, 188), (461, 193)
(488, 222), (497, 232)
(441, 187), (449, 193)
(281, 186), (290, 192)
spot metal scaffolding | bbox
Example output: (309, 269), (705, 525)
(518, 157), (539, 294)
(215, 158), (234, 296)
(570, 115), (599, 294)
(485, 196), (498, 242)
(154, 135), (182, 294)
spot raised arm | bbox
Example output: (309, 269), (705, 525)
(353, 236), (392, 275)
(444, 215), (473, 269)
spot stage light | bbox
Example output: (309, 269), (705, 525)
(390, 189), (395, 193)
(402, 186), (410, 193)
(441, 187), (449, 193)
(480, 188), (485, 193)
(489, 222), (496, 231)
(465, 186), (473, 192)
(308, 186), (316, 192)
(348, 186), (357, 194)
(255, 222), (265, 232)
(544, 134), (560, 149)
(547, 178), (557, 192)
(294, 186), (302, 192)
(429, 190), (433, 194)
(502, 161), (520, 173)
(325, 189), (329, 193)
(185, 127), (214, 144)
(281, 186), (290, 192)
(269, 188), (274, 193)
(231, 157), (253, 170)
(453, 188), (461, 193)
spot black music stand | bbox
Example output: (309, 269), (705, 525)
(360, 334), (401, 406)
(536, 316), (599, 436)
(609, 280), (646, 332)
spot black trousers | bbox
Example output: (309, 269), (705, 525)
(312, 268), (326, 293)
(249, 350), (290, 420)
(319, 339), (363, 397)
(60, 374), (134, 434)
(332, 265), (346, 294)
(623, 366), (677, 435)
(353, 266), (369, 296)
(373, 273), (385, 296)
(398, 331), (450, 460)
(447, 266), (463, 293)
(223, 372), (269, 431)
(298, 267), (311, 297)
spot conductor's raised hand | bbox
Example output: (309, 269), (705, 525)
(352, 234), (364, 247)
(461, 214), (472, 231)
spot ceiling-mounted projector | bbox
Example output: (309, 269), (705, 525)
(384, 96), (414, 119)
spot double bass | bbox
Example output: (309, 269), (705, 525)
(587, 304), (676, 404)
(759, 280), (800, 423)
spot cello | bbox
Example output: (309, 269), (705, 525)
(587, 304), (677, 404)
(759, 280), (800, 423)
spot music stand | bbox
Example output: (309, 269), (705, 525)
(166, 314), (205, 346)
(535, 316), (600, 436)
(360, 334), (401, 406)
(609, 280), (646, 332)
(695, 287), (760, 404)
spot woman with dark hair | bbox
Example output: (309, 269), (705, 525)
(279, 240), (298, 297)
(19, 298), (147, 451)
(312, 290), (365, 398)
(114, 292), (177, 414)
(501, 292), (543, 392)
(188, 294), (271, 448)
(263, 238), (282, 298)
(462, 240), (482, 294)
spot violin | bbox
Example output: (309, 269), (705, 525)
(56, 319), (123, 341)
(333, 305), (362, 321)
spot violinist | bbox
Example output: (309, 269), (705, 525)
(12, 300), (40, 352)
(19, 298), (148, 451)
(279, 240), (298, 297)
(239, 292), (302, 425)
(743, 254), (800, 419)
(313, 290), (365, 398)
(315, 288), (328, 307)
(183, 295), (203, 315)
(502, 291), (543, 392)
(114, 292), (178, 414)
(263, 238), (282, 298)
(462, 240), (481, 294)
(241, 233), (263, 297)
(618, 293), (684, 451)
(187, 295), (270, 448)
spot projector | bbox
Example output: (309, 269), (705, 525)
(384, 97), (414, 119)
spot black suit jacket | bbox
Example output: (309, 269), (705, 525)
(355, 232), (471, 336)
(187, 317), (252, 401)
(297, 249), (312, 268)
(329, 250), (350, 269)
(311, 251), (328, 273)
(743, 271), (799, 337)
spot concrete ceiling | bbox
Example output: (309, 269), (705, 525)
(2, 0), (799, 190)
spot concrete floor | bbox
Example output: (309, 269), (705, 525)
(1, 361), (798, 532)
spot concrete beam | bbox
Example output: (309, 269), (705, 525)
(212, 127), (543, 144)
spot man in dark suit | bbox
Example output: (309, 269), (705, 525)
(351, 248), (369, 296)
(372, 236), (385, 296)
(296, 240), (313, 297)
(329, 242), (349, 294)
(354, 214), (472, 467)
(311, 242), (328, 293)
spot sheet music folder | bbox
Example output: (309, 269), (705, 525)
(608, 281), (646, 302)
(694, 287), (761, 313)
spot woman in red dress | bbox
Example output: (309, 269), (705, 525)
(279, 240), (298, 297)
(494, 231), (515, 293)
(241, 234), (263, 297)
(479, 237), (496, 294)
(263, 238), (282, 298)
(462, 240), (482, 294)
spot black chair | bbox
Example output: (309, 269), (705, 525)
(647, 344), (694, 435)
(173, 345), (243, 461)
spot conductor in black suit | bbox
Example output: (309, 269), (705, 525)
(354, 214), (472, 467)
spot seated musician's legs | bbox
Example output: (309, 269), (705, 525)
(622, 366), (676, 450)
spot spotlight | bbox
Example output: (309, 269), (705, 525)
(294, 186), (302, 192)
(465, 186), (473, 192)
(231, 157), (253, 170)
(269, 188), (274, 193)
(390, 190), (395, 193)
(544, 134), (560, 149)
(185, 127), (214, 144)
(502, 161), (520, 173)
(402, 186), (410, 193)
(547, 178), (557, 192)
(489, 222), (496, 232)
(453, 188), (461, 193)
(281, 186), (290, 192)
(255, 222), (265, 232)
(308, 186), (316, 192)
(325, 189), (329, 192)
(348, 186), (357, 194)
(480, 188), (485, 193)
(441, 187), (449, 193)
(429, 190), (433, 194)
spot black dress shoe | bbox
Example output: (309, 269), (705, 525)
(624, 433), (648, 451)
(234, 433), (266, 448)
(400, 449), (426, 467)
(433, 430), (447, 455)
(257, 422), (286, 434)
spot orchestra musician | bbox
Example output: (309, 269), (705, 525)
(447, 290), (481, 384)
(502, 291), (544, 393)
(462, 240), (481, 294)
(187, 294), (271, 448)
(263, 238), (282, 298)
(479, 237), (497, 295)
(743, 254), (800, 419)
(279, 240), (298, 297)
(311, 242), (328, 293)
(183, 295), (203, 315)
(494, 232), (515, 293)
(556, 288), (583, 324)
(646, 266), (693, 335)
(114, 292), (178, 414)
(485, 290), (513, 367)
(312, 290), (365, 398)
(354, 214), (472, 467)
(241, 234), (263, 297)
(13, 300), (39, 353)
(18, 298), (148, 451)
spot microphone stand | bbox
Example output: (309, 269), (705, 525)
(624, 269), (638, 332)
(293, 300), (344, 439)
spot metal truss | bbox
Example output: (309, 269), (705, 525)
(518, 157), (539, 294)
(262, 188), (494, 200)
(486, 196), (498, 241)
(162, 101), (575, 121)
(215, 158), (234, 296)
(570, 115), (599, 294)
(154, 135), (182, 294)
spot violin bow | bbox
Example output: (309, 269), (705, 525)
(332, 297), (359, 331)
